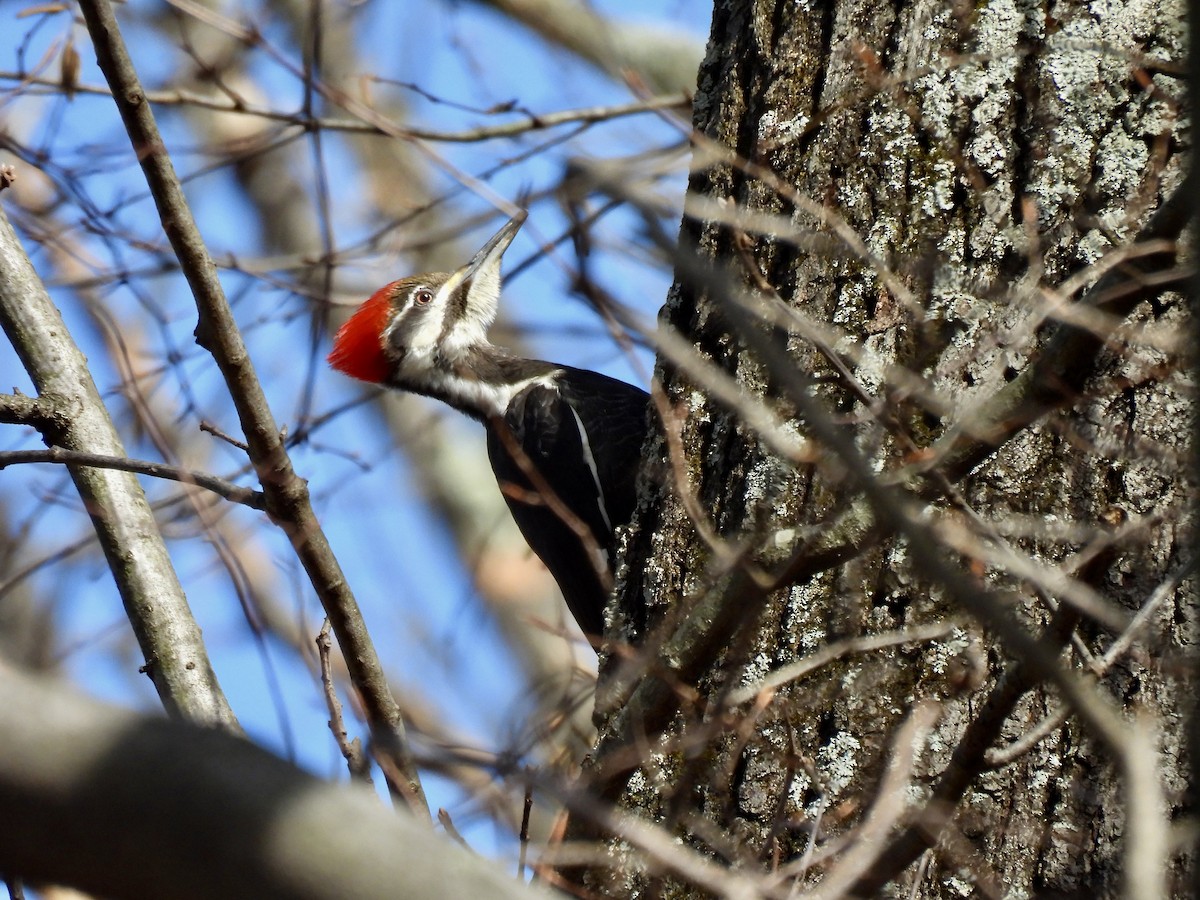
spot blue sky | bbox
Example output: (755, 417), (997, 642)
(0, 0), (709, 861)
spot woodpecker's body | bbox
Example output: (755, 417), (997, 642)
(328, 213), (647, 637)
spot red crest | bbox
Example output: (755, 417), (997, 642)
(327, 286), (395, 384)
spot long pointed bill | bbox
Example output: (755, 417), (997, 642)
(456, 211), (526, 287)
(469, 211), (527, 273)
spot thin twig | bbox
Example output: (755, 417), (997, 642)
(518, 779), (534, 880)
(0, 448), (266, 511)
(437, 808), (474, 852)
(199, 419), (250, 452)
(727, 622), (960, 706)
(807, 702), (941, 900)
(0, 70), (689, 142)
(316, 621), (372, 784)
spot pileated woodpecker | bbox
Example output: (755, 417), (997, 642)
(327, 212), (648, 638)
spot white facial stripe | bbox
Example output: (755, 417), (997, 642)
(433, 271), (464, 312)
(381, 282), (446, 357)
(411, 285), (449, 351)
(439, 257), (502, 355)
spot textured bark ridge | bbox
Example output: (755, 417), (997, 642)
(592, 0), (1191, 896)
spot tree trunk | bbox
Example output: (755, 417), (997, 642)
(587, 0), (1192, 896)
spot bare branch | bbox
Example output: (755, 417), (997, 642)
(0, 447), (266, 511)
(0, 662), (549, 900)
(809, 702), (941, 900)
(0, 391), (62, 429)
(0, 72), (690, 142)
(316, 620), (372, 784)
(727, 622), (960, 706)
(0, 203), (238, 731)
(76, 0), (428, 817)
(465, 0), (702, 94)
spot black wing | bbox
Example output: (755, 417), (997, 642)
(485, 370), (648, 636)
(555, 366), (650, 533)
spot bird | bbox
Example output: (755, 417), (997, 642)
(327, 212), (649, 639)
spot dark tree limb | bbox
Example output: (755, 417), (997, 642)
(846, 605), (1081, 896)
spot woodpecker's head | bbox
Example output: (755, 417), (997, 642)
(328, 212), (526, 386)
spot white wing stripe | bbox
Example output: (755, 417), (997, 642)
(569, 405), (612, 533)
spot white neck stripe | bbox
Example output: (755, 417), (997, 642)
(417, 369), (561, 419)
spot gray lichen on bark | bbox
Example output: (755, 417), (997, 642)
(595, 0), (1191, 895)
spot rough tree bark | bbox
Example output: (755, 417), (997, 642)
(588, 0), (1191, 896)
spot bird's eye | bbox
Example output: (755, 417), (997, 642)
(414, 289), (434, 307)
